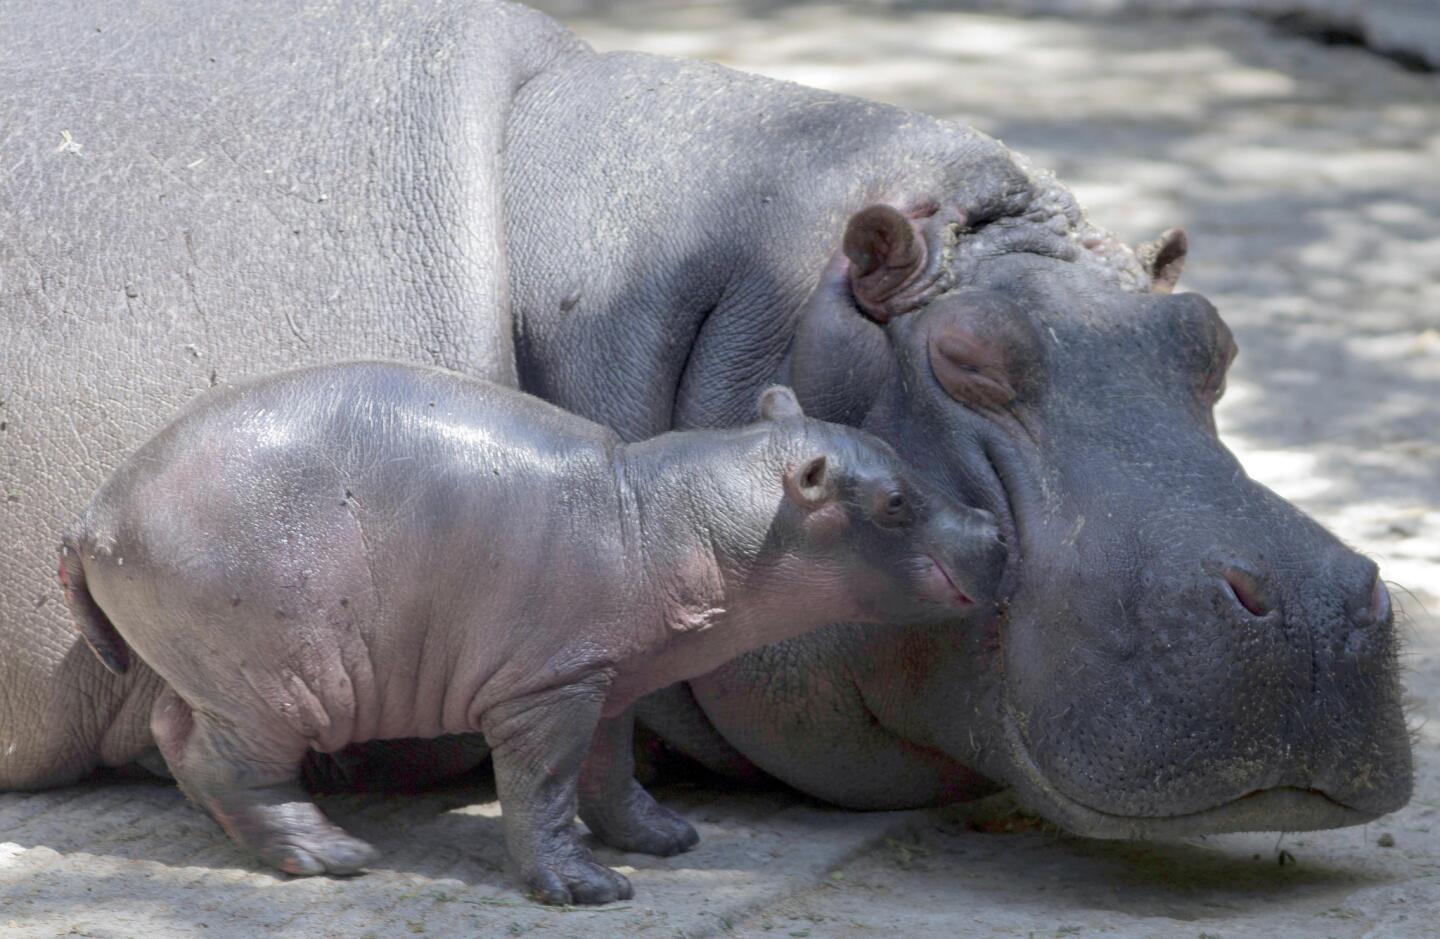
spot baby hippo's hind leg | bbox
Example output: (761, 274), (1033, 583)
(579, 708), (699, 857)
(151, 686), (378, 876)
(482, 676), (633, 905)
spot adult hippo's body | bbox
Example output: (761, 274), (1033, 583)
(0, 0), (1410, 835)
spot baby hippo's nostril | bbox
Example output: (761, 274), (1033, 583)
(1222, 564), (1274, 618)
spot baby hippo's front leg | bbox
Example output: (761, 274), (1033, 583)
(579, 708), (699, 857)
(482, 676), (634, 905)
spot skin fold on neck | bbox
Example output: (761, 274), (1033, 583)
(605, 429), (864, 709)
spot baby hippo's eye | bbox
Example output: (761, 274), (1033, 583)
(877, 488), (910, 527)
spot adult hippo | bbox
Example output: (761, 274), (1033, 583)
(0, 0), (1410, 836)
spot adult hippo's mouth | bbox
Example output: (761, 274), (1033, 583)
(999, 699), (1378, 838)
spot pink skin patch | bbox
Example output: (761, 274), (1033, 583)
(918, 555), (974, 608)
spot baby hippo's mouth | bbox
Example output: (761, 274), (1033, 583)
(920, 555), (975, 608)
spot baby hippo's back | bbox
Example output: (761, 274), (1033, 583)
(71, 362), (624, 749)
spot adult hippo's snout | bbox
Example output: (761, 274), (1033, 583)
(959, 264), (1414, 837)
(1000, 473), (1411, 838)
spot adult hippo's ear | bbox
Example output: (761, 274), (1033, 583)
(757, 385), (805, 421)
(843, 205), (928, 323)
(1137, 228), (1188, 294)
(791, 201), (964, 425)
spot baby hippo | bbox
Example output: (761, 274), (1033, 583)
(60, 362), (1002, 904)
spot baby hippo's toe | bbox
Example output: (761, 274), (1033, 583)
(265, 831), (380, 877)
(526, 857), (634, 906)
(204, 784), (381, 877)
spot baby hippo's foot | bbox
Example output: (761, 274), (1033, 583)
(580, 779), (700, 857)
(200, 782), (380, 876)
(524, 837), (634, 905)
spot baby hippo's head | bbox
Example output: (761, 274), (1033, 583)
(753, 386), (1004, 624)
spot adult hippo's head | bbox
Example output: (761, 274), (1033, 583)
(775, 200), (1412, 836)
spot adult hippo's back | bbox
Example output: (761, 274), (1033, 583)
(1, 0), (575, 786)
(0, 1), (1410, 835)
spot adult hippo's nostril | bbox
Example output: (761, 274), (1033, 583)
(1354, 572), (1391, 627)
(1325, 551), (1386, 626)
(1222, 564), (1275, 619)
(1369, 578), (1392, 624)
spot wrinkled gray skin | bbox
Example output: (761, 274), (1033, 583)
(0, 0), (1411, 837)
(60, 363), (1000, 903)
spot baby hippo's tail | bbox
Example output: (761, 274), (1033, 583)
(58, 535), (131, 676)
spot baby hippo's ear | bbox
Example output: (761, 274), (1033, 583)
(758, 385), (805, 421)
(784, 455), (834, 509)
